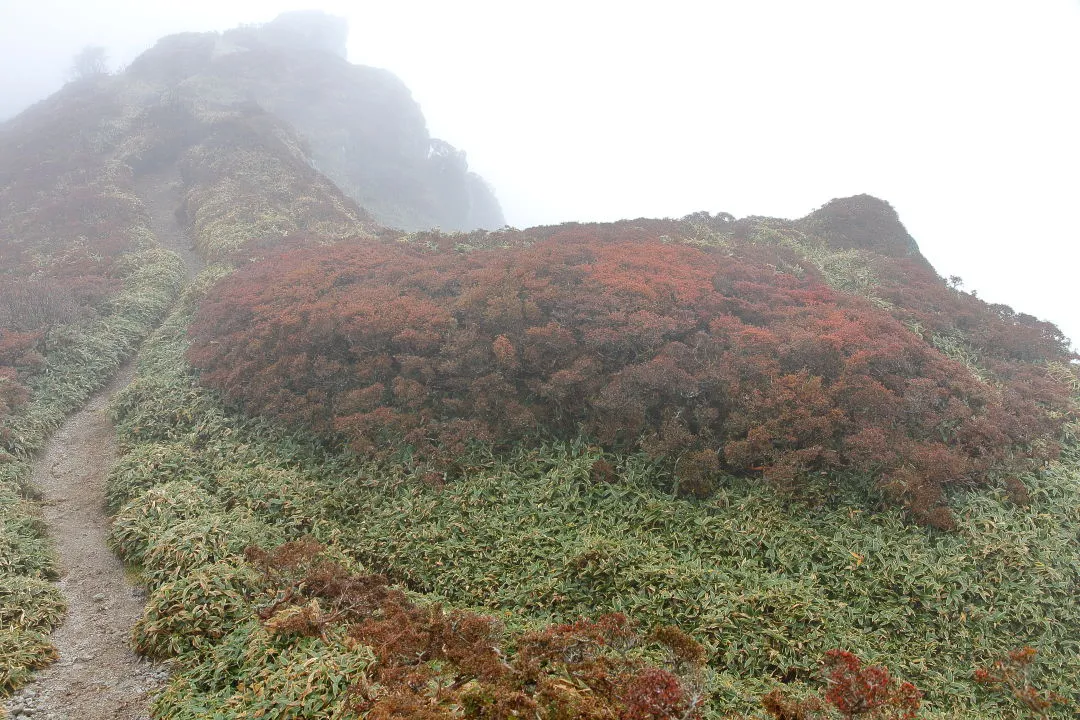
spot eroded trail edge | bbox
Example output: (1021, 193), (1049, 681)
(4, 364), (165, 720)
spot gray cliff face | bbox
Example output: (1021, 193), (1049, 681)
(125, 12), (504, 232)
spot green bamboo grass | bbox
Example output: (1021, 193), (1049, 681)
(104, 275), (1080, 719)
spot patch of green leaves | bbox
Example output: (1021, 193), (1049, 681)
(110, 480), (222, 565)
(139, 511), (282, 589)
(133, 560), (264, 660)
(152, 619), (373, 720)
(0, 576), (65, 632)
(0, 629), (57, 694)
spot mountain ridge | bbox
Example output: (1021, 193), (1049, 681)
(1, 12), (1078, 719)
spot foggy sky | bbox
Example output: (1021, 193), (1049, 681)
(2, 1), (1078, 350)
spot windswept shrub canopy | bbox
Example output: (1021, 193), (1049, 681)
(188, 226), (1075, 527)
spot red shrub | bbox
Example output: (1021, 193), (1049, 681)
(248, 540), (705, 720)
(620, 668), (695, 720)
(0, 367), (30, 428)
(822, 650), (921, 719)
(762, 650), (921, 720)
(189, 226), (1075, 526)
(973, 647), (1069, 718)
(0, 330), (45, 437)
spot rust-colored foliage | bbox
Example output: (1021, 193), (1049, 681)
(762, 689), (828, 720)
(0, 330), (45, 435)
(821, 650), (921, 719)
(246, 540), (706, 719)
(973, 647), (1069, 718)
(762, 650), (920, 720)
(188, 225), (1075, 526)
(650, 625), (708, 671)
(589, 459), (620, 485)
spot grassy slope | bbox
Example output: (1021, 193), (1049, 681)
(177, 113), (374, 263)
(104, 264), (1079, 717)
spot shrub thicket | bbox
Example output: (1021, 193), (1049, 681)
(188, 229), (1075, 527)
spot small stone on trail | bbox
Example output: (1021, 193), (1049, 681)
(92, 593), (106, 602)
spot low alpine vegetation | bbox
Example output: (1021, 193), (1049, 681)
(0, 78), (187, 697)
(142, 538), (710, 720)
(104, 274), (1080, 718)
(188, 221), (1075, 528)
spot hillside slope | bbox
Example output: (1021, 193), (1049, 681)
(125, 10), (504, 232)
(119, 193), (1078, 717)
(1, 15), (1078, 720)
(0, 73), (184, 702)
(105, 199), (1080, 718)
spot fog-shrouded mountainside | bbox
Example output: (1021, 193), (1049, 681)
(7, 10), (504, 234)
(1, 10), (1078, 720)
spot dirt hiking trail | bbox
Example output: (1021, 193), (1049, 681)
(143, 171), (205, 280)
(4, 364), (166, 720)
(4, 173), (199, 720)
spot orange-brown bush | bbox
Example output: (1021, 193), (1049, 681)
(188, 226), (1075, 527)
(973, 647), (1069, 718)
(761, 649), (921, 720)
(0, 330), (44, 433)
(245, 540), (707, 719)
